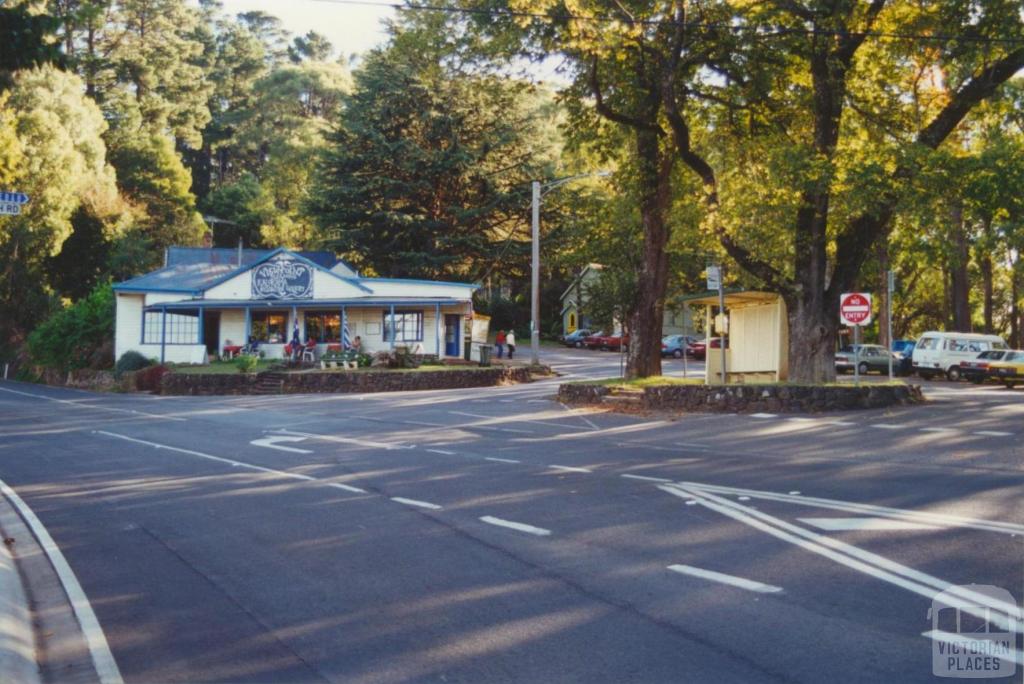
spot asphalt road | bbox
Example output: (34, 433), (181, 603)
(0, 348), (1021, 683)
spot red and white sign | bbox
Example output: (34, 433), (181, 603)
(840, 292), (872, 326)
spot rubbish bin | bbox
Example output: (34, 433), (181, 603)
(464, 337), (472, 361)
(479, 344), (493, 367)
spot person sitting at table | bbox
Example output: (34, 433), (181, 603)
(350, 336), (362, 353)
(243, 336), (260, 355)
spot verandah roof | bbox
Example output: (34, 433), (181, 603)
(144, 297), (470, 312)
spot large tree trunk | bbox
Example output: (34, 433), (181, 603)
(785, 288), (838, 383)
(980, 252), (994, 333)
(949, 202), (971, 331)
(877, 240), (890, 348)
(1012, 267), (1021, 349)
(624, 128), (672, 379)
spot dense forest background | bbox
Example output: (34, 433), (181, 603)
(1, 0), (1023, 379)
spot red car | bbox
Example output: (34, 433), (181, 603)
(688, 337), (727, 360)
(584, 331), (630, 351)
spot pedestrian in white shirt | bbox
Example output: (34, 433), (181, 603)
(506, 330), (516, 359)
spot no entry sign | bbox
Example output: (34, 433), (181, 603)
(840, 292), (872, 326)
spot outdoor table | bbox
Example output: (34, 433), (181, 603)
(223, 345), (242, 359)
(326, 344), (342, 352)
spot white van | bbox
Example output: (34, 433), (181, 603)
(911, 331), (1008, 380)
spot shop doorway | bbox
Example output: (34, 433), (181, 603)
(203, 312), (220, 356)
(444, 314), (460, 356)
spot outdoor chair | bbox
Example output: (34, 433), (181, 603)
(302, 343), (316, 363)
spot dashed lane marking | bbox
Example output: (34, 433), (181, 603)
(872, 424), (905, 430)
(427, 448), (456, 456)
(920, 427), (958, 434)
(328, 483), (367, 494)
(667, 564), (783, 594)
(479, 516), (551, 536)
(391, 497), (443, 510)
(0, 386), (186, 422)
(799, 517), (940, 531)
(975, 430), (1014, 437)
(549, 465), (592, 474)
(484, 457), (521, 464)
(750, 413), (777, 419)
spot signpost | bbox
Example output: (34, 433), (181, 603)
(0, 191), (30, 216)
(840, 292), (873, 386)
(708, 265), (726, 384)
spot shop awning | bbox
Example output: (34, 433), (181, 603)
(144, 297), (471, 312)
(679, 290), (780, 307)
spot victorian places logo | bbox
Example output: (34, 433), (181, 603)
(928, 585), (1019, 678)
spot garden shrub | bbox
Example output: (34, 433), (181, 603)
(235, 354), (259, 373)
(28, 283), (115, 372)
(135, 364), (170, 392)
(115, 350), (151, 377)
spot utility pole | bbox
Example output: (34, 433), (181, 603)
(887, 270), (895, 380)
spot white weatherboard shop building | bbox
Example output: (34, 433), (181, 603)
(113, 247), (477, 363)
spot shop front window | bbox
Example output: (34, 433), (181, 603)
(252, 311), (288, 343)
(304, 311), (341, 343)
(383, 310), (423, 342)
(142, 310), (199, 344)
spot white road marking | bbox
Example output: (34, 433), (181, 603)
(274, 428), (411, 450)
(479, 516), (551, 536)
(328, 483), (367, 494)
(621, 474), (673, 483)
(788, 491), (801, 496)
(737, 496), (751, 501)
(558, 402), (601, 431)
(427, 448), (456, 456)
(249, 436), (312, 454)
(975, 430), (1013, 437)
(667, 564), (783, 593)
(0, 478), (124, 684)
(450, 409), (588, 432)
(799, 517), (940, 531)
(787, 417), (817, 423)
(679, 480), (1024, 536)
(391, 497), (442, 510)
(922, 631), (1023, 667)
(663, 485), (1022, 631)
(750, 413), (777, 419)
(829, 421), (855, 426)
(484, 457), (521, 464)
(549, 465), (592, 474)
(0, 386), (185, 421)
(920, 427), (958, 434)
(516, 420), (669, 443)
(872, 423), (905, 430)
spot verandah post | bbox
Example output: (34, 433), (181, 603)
(160, 307), (167, 364)
(389, 304), (396, 351)
(435, 303), (441, 358)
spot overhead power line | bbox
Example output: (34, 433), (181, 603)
(307, 0), (1024, 46)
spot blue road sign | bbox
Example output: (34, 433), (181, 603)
(0, 192), (29, 204)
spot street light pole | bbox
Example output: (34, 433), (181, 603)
(529, 172), (609, 367)
(531, 180), (541, 366)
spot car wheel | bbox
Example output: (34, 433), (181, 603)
(946, 366), (961, 382)
(673, 349), (682, 358)
(574, 341), (584, 348)
(857, 362), (869, 375)
(1003, 381), (1017, 389)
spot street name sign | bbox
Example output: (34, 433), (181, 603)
(0, 191), (30, 216)
(840, 292), (872, 326)
(706, 265), (721, 291)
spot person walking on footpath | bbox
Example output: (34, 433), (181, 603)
(495, 330), (506, 359)
(506, 330), (516, 360)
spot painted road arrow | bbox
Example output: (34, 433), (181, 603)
(249, 435), (312, 454)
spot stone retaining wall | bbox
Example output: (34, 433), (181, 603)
(161, 366), (535, 396)
(559, 382), (923, 412)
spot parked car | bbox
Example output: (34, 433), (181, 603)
(661, 335), (698, 358)
(561, 329), (593, 348)
(592, 332), (629, 351)
(582, 330), (607, 349)
(911, 331), (1008, 381)
(835, 344), (903, 375)
(959, 350), (1011, 384)
(688, 337), (727, 361)
(987, 351), (1024, 388)
(892, 339), (916, 356)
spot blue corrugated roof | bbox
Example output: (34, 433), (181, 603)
(113, 261), (240, 293)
